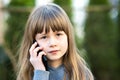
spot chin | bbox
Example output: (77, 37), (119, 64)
(48, 57), (62, 61)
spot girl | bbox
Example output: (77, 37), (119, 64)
(17, 3), (94, 80)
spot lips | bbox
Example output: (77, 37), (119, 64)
(48, 50), (59, 54)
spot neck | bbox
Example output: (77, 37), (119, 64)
(48, 59), (63, 68)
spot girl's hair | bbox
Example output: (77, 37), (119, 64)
(17, 3), (94, 80)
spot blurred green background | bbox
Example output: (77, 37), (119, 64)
(0, 0), (120, 80)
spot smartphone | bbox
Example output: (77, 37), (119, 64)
(33, 40), (48, 70)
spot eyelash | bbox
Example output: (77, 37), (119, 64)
(40, 32), (63, 39)
(41, 36), (47, 39)
(56, 33), (61, 36)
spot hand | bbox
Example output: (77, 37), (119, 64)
(29, 42), (46, 70)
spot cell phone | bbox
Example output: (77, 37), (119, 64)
(33, 40), (48, 70)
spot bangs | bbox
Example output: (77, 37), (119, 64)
(34, 5), (68, 34)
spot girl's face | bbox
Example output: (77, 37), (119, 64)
(35, 28), (68, 62)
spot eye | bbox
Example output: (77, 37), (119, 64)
(56, 33), (62, 36)
(41, 36), (47, 39)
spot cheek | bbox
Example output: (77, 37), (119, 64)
(38, 42), (47, 49)
(60, 38), (68, 49)
(40, 44), (48, 53)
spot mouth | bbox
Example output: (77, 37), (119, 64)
(48, 50), (59, 54)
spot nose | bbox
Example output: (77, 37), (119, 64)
(48, 37), (58, 47)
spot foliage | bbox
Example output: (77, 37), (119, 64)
(53, 0), (72, 20)
(3, 0), (34, 80)
(0, 46), (14, 80)
(90, 0), (108, 5)
(4, 0), (34, 57)
(84, 0), (120, 80)
(9, 0), (34, 6)
(117, 0), (120, 57)
(117, 0), (120, 76)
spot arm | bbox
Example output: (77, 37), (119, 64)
(33, 70), (50, 80)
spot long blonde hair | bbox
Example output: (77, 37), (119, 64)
(17, 3), (94, 80)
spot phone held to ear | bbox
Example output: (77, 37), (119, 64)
(33, 40), (48, 70)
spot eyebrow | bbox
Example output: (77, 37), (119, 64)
(36, 33), (46, 37)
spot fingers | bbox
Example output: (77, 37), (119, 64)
(29, 42), (37, 56)
(32, 47), (41, 57)
(37, 51), (46, 59)
(29, 42), (47, 70)
(29, 42), (45, 57)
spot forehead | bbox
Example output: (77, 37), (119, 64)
(31, 4), (69, 38)
(41, 27), (57, 34)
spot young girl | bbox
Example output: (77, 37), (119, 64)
(17, 3), (94, 80)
